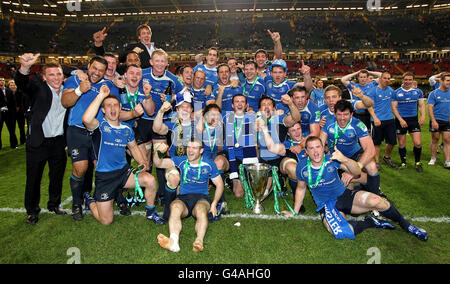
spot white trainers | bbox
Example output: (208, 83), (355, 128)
(428, 158), (436, 165)
(444, 161), (450, 169)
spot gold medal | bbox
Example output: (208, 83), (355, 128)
(235, 143), (239, 148)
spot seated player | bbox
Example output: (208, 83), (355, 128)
(287, 136), (428, 241)
(153, 138), (224, 252)
(152, 91), (198, 220)
(81, 86), (159, 225)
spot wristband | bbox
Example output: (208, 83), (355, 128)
(75, 87), (82, 97)
(357, 162), (364, 169)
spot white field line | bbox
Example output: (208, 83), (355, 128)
(0, 207), (449, 223)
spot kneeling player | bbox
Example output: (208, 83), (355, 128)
(153, 139), (224, 252)
(82, 87), (159, 225)
(287, 136), (428, 241)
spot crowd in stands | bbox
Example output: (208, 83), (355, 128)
(1, 11), (449, 54)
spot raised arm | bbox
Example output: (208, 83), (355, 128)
(341, 70), (360, 87)
(152, 143), (175, 169)
(298, 60), (313, 92)
(152, 101), (171, 135)
(331, 147), (362, 178)
(352, 87), (373, 109)
(82, 85), (110, 131)
(268, 30), (283, 61)
(257, 116), (286, 156)
(282, 94), (300, 127)
(62, 77), (91, 108)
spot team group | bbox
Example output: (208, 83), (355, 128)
(16, 24), (450, 252)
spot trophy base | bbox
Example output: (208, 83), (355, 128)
(253, 202), (265, 214)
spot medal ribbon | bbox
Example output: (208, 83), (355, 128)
(306, 155), (326, 189)
(234, 116), (244, 146)
(204, 122), (216, 154)
(330, 118), (352, 149)
(242, 76), (259, 97)
(125, 86), (140, 110)
(182, 157), (202, 184)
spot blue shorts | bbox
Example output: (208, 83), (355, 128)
(66, 126), (96, 162)
(371, 119), (397, 146)
(176, 194), (211, 218)
(94, 165), (133, 202)
(395, 116), (421, 135)
(429, 120), (450, 133)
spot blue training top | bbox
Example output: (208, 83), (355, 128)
(366, 85), (395, 121)
(392, 87), (424, 118)
(427, 88), (450, 122)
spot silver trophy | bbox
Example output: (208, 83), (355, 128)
(245, 163), (272, 214)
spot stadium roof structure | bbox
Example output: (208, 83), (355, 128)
(1, 0), (449, 21)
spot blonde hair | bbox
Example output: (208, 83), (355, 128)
(324, 84), (342, 98)
(151, 48), (168, 60)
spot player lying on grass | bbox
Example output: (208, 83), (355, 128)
(285, 136), (428, 241)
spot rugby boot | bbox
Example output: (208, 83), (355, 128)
(415, 162), (423, 173)
(408, 224), (428, 241)
(72, 204), (84, 221)
(147, 211), (165, 224)
(382, 156), (396, 168)
(365, 215), (395, 230)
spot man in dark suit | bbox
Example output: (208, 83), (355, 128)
(0, 77), (18, 149)
(121, 24), (155, 69)
(8, 80), (26, 145)
(15, 53), (68, 225)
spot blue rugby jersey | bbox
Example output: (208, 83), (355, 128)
(141, 67), (184, 119)
(366, 85), (395, 121)
(310, 88), (325, 107)
(118, 86), (147, 128)
(347, 81), (377, 114)
(199, 124), (224, 159)
(299, 100), (321, 137)
(191, 87), (215, 111)
(211, 84), (243, 113)
(240, 77), (266, 112)
(296, 154), (346, 212)
(92, 118), (135, 172)
(193, 64), (218, 87)
(64, 75), (119, 128)
(172, 155), (220, 195)
(323, 117), (369, 158)
(264, 76), (297, 113)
